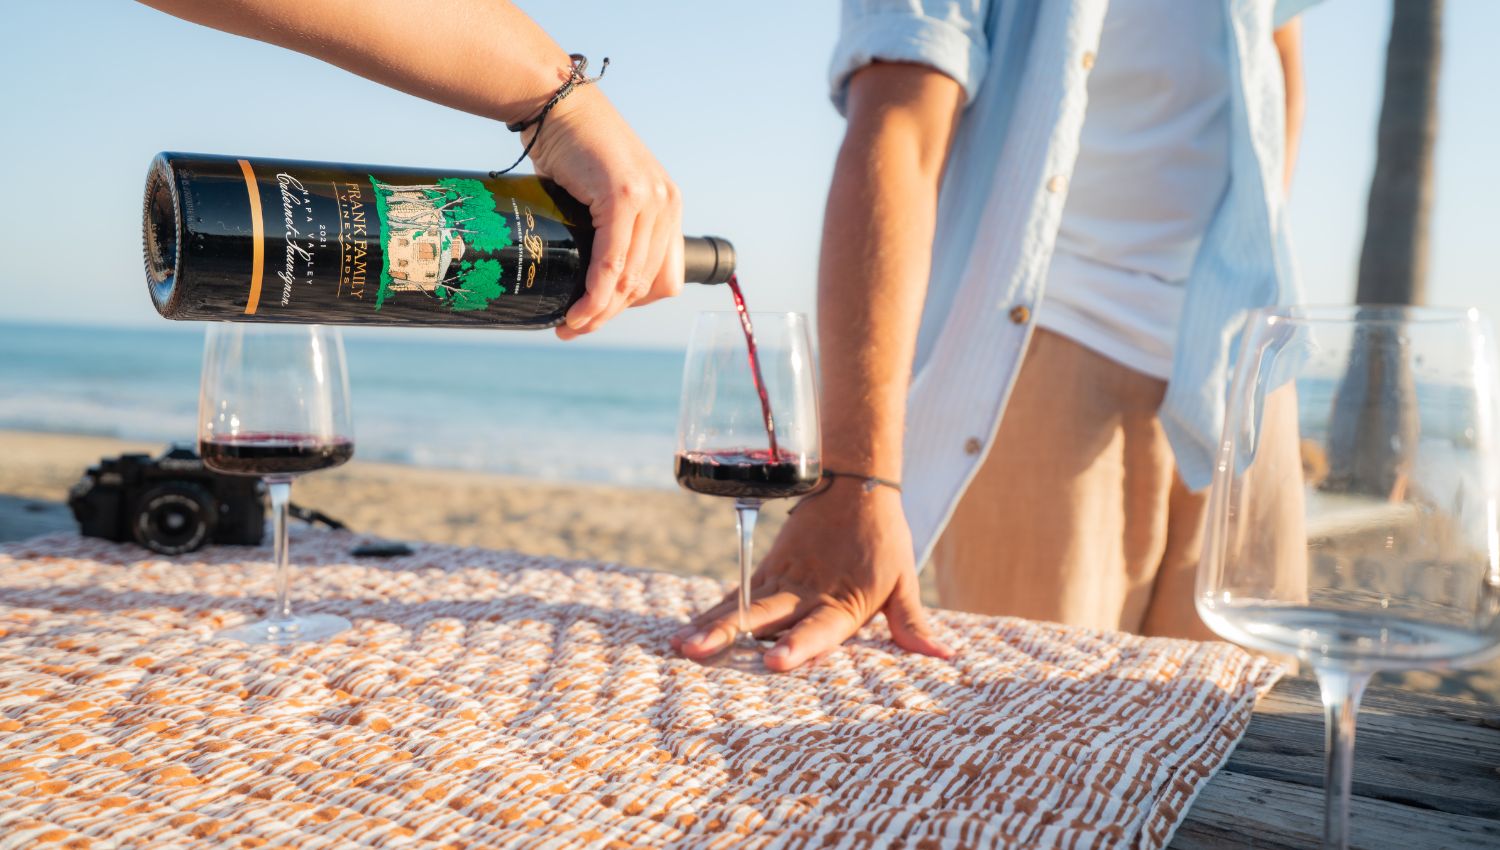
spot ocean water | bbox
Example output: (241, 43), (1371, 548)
(1, 321), (1490, 497)
(0, 322), (686, 487)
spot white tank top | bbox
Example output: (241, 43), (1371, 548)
(1038, 0), (1233, 380)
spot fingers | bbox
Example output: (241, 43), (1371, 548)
(668, 594), (736, 651)
(669, 595), (734, 652)
(671, 589), (803, 660)
(620, 181), (671, 308)
(584, 209), (654, 333)
(557, 177), (679, 338)
(762, 604), (861, 672)
(883, 571), (955, 659)
(560, 204), (636, 337)
(524, 91), (682, 340)
(631, 186), (683, 308)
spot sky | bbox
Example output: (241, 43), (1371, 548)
(0, 0), (1496, 349)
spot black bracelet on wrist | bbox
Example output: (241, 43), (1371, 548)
(824, 469), (902, 493)
(491, 53), (609, 177)
(788, 469), (902, 514)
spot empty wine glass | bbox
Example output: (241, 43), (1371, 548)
(675, 310), (821, 669)
(199, 323), (355, 643)
(1199, 305), (1500, 849)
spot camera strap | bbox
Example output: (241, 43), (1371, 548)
(288, 503), (347, 531)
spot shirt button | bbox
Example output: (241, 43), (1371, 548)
(1008, 305), (1030, 325)
(964, 437), (983, 456)
(1047, 175), (1068, 194)
(1081, 51), (1096, 70)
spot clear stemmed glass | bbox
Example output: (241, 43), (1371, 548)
(199, 323), (356, 644)
(1199, 305), (1500, 849)
(675, 311), (821, 669)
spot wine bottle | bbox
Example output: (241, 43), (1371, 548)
(143, 152), (735, 329)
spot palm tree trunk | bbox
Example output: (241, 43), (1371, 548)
(1325, 0), (1443, 498)
(1354, 0), (1443, 306)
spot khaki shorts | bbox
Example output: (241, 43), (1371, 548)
(932, 328), (1304, 640)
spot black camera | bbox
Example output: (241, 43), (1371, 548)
(68, 446), (264, 554)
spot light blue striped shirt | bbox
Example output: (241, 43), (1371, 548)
(830, 0), (1318, 566)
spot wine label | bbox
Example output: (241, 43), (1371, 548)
(249, 164), (557, 313)
(367, 176), (514, 312)
(149, 153), (590, 329)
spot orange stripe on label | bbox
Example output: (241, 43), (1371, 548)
(238, 159), (264, 315)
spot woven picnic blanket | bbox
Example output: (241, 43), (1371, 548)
(0, 531), (1278, 849)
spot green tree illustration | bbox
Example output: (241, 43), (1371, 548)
(442, 258), (505, 311)
(367, 176), (514, 312)
(436, 178), (512, 253)
(369, 177), (395, 308)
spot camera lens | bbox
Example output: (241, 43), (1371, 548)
(133, 483), (216, 555)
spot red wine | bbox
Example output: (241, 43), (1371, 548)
(674, 450), (819, 500)
(144, 153), (735, 329)
(201, 433), (354, 477)
(726, 275), (780, 458)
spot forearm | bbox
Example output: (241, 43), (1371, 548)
(818, 65), (962, 480)
(136, 0), (570, 125)
(1275, 18), (1305, 191)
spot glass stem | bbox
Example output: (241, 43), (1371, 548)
(267, 478), (294, 625)
(1316, 667), (1371, 850)
(733, 499), (761, 642)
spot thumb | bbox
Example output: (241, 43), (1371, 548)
(883, 571), (955, 659)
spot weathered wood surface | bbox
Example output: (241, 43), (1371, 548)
(1173, 676), (1500, 849)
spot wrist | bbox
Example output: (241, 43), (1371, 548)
(821, 419), (904, 482)
(524, 83), (604, 142)
(509, 54), (608, 133)
(821, 453), (902, 483)
(819, 472), (902, 499)
(822, 468), (902, 494)
(495, 56), (610, 177)
(787, 467), (902, 519)
(497, 52), (574, 126)
(812, 476), (905, 517)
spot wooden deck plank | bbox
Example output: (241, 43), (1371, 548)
(1236, 680), (1500, 818)
(1172, 771), (1500, 849)
(1268, 675), (1500, 726)
(1173, 677), (1500, 848)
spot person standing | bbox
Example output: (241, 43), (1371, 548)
(676, 0), (1313, 670)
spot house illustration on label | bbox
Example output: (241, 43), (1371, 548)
(368, 176), (512, 312)
(376, 187), (469, 293)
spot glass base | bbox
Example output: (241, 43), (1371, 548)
(706, 634), (778, 673)
(217, 613), (351, 644)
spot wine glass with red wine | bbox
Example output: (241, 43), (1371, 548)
(676, 310), (821, 668)
(198, 323), (355, 643)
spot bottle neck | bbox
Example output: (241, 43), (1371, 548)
(683, 236), (735, 285)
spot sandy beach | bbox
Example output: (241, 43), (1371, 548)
(0, 429), (796, 588)
(2, 428), (1495, 704)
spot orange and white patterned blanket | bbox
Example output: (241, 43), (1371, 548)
(0, 531), (1277, 849)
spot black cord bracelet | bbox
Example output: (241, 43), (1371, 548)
(788, 469), (903, 514)
(491, 53), (609, 177)
(824, 470), (902, 493)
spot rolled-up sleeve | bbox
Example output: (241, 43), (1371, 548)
(829, 0), (991, 114)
